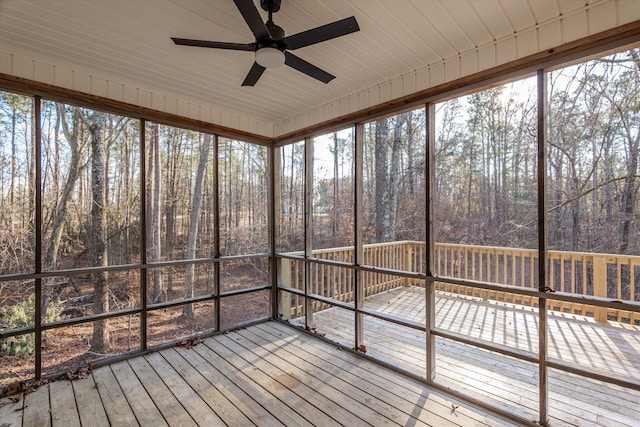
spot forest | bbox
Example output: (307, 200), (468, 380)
(279, 47), (640, 257)
(0, 46), (639, 381)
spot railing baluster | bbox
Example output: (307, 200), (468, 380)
(583, 255), (587, 298)
(632, 262), (638, 323)
(618, 259), (623, 302)
(287, 241), (638, 323)
(568, 255), (574, 313)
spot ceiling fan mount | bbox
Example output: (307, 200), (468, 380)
(260, 0), (281, 14)
(171, 0), (359, 86)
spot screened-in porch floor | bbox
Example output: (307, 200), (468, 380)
(2, 289), (639, 426)
(0, 320), (516, 427)
(299, 286), (640, 427)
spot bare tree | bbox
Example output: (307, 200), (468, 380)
(87, 111), (109, 353)
(183, 133), (212, 318)
(147, 124), (164, 302)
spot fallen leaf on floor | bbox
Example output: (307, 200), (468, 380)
(178, 336), (202, 349)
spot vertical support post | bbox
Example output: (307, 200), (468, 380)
(593, 255), (608, 322)
(425, 102), (436, 382)
(304, 137), (314, 327)
(270, 145), (281, 319)
(280, 259), (292, 318)
(354, 123), (364, 348)
(537, 68), (550, 427)
(213, 135), (221, 331)
(139, 119), (148, 350)
(34, 96), (42, 379)
(404, 243), (412, 286)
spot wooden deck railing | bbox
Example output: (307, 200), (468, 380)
(279, 241), (640, 324)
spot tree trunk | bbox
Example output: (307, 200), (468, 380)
(147, 124), (164, 302)
(42, 105), (84, 319)
(10, 105), (16, 223)
(619, 50), (640, 254)
(374, 119), (390, 242)
(89, 112), (110, 353)
(387, 115), (404, 241)
(183, 134), (211, 318)
(332, 133), (339, 239)
(406, 113), (415, 196)
(165, 131), (183, 290)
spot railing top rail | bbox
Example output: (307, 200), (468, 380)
(279, 240), (640, 262)
(436, 242), (640, 261)
(278, 240), (417, 257)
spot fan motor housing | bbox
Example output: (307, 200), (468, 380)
(267, 22), (285, 40)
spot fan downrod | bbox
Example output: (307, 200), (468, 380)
(260, 0), (284, 40)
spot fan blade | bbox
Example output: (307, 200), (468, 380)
(284, 52), (335, 84)
(242, 62), (266, 86)
(172, 38), (256, 51)
(283, 16), (359, 50)
(233, 0), (270, 40)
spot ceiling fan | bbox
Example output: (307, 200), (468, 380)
(171, 0), (360, 86)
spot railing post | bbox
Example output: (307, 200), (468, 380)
(536, 68), (549, 427)
(425, 102), (436, 382)
(593, 255), (608, 322)
(354, 123), (364, 349)
(404, 242), (412, 286)
(279, 259), (292, 319)
(304, 137), (314, 327)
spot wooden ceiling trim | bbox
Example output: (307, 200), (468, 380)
(2, 19), (639, 147)
(275, 19), (640, 144)
(0, 73), (273, 146)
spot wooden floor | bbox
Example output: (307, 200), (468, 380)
(0, 321), (518, 427)
(2, 289), (639, 427)
(303, 287), (640, 427)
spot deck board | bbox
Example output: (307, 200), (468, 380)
(1, 321), (521, 427)
(126, 354), (195, 426)
(91, 364), (138, 426)
(0, 395), (23, 427)
(160, 348), (254, 426)
(305, 287), (640, 427)
(176, 345), (285, 426)
(71, 375), (109, 427)
(253, 322), (510, 427)
(144, 351), (225, 426)
(229, 328), (417, 426)
(191, 339), (313, 427)
(49, 378), (80, 427)
(111, 359), (168, 426)
(21, 380), (51, 427)
(213, 333), (354, 425)
(4, 290), (638, 427)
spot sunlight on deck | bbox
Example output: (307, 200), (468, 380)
(301, 287), (640, 426)
(0, 322), (519, 427)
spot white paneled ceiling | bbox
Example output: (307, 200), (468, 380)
(0, 0), (637, 138)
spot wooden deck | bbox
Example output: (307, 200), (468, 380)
(302, 287), (640, 427)
(2, 289), (638, 426)
(1, 321), (517, 427)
